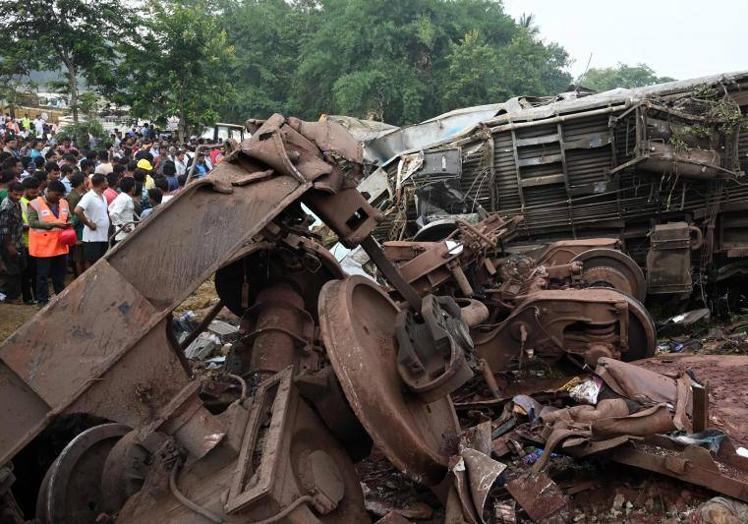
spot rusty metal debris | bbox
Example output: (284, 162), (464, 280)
(2, 108), (748, 524)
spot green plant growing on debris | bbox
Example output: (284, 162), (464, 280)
(669, 134), (691, 155)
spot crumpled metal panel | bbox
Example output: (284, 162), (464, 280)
(0, 114), (350, 467)
(0, 262), (185, 465)
(108, 167), (308, 309)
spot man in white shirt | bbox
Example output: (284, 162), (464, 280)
(74, 173), (110, 269)
(33, 116), (45, 138)
(174, 150), (188, 176)
(108, 177), (137, 244)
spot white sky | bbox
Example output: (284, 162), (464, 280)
(502, 0), (748, 81)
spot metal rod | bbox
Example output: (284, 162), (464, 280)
(179, 299), (225, 351)
(361, 236), (423, 313)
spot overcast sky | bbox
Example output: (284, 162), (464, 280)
(502, 0), (748, 81)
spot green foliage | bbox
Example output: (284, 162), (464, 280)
(55, 121), (110, 148)
(0, 0), (135, 121)
(0, 40), (36, 112)
(581, 63), (676, 92)
(1, 0), (679, 131)
(77, 92), (101, 121)
(115, 0), (236, 140)
(222, 0), (572, 125)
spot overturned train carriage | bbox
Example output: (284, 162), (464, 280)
(363, 71), (748, 300)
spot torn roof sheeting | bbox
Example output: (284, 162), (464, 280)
(362, 103), (510, 165)
(322, 115), (398, 163)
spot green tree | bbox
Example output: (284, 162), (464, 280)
(0, 43), (36, 117)
(217, 0), (310, 122)
(286, 0), (570, 125)
(0, 0), (134, 122)
(115, 0), (236, 141)
(443, 30), (500, 108)
(581, 63), (676, 92)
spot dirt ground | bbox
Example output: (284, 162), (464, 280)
(0, 303), (36, 342)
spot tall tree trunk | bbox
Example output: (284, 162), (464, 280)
(178, 84), (185, 144)
(9, 88), (16, 118)
(67, 62), (79, 123)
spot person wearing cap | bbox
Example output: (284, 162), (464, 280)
(0, 182), (25, 303)
(136, 158), (156, 189)
(190, 152), (210, 178)
(28, 180), (71, 306)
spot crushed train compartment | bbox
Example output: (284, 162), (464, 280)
(360, 71), (748, 302)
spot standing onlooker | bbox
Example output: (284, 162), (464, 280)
(3, 136), (19, 158)
(74, 173), (110, 269)
(65, 173), (87, 277)
(0, 182), (25, 303)
(174, 150), (188, 176)
(60, 164), (75, 195)
(28, 180), (70, 306)
(0, 169), (14, 202)
(140, 188), (163, 219)
(19, 177), (40, 303)
(191, 151), (212, 178)
(44, 161), (61, 183)
(136, 159), (155, 189)
(108, 177), (138, 245)
(161, 160), (179, 193)
(33, 115), (45, 138)
(80, 159), (96, 179)
(103, 172), (120, 205)
(94, 150), (113, 175)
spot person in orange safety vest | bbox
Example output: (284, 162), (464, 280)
(28, 180), (71, 306)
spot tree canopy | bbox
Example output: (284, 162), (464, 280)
(113, 0), (236, 140)
(0, 0), (134, 122)
(0, 0), (679, 130)
(220, 0), (573, 125)
(580, 63), (676, 92)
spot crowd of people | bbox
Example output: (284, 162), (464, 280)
(0, 114), (223, 306)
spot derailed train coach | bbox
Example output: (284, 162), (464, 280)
(359, 70), (748, 304)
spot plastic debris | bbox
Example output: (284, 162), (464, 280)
(185, 332), (221, 360)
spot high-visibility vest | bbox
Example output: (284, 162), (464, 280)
(19, 196), (29, 247)
(28, 197), (70, 258)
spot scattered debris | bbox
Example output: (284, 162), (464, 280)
(2, 101), (748, 524)
(184, 331), (222, 360)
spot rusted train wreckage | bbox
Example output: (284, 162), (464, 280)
(0, 110), (747, 523)
(358, 71), (748, 304)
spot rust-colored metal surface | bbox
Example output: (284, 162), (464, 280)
(609, 442), (748, 503)
(535, 239), (620, 266)
(365, 74), (748, 301)
(635, 354), (748, 447)
(474, 288), (656, 371)
(505, 472), (570, 522)
(0, 115), (343, 468)
(36, 423), (130, 522)
(5, 109), (747, 524)
(319, 276), (460, 485)
(571, 247), (647, 302)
